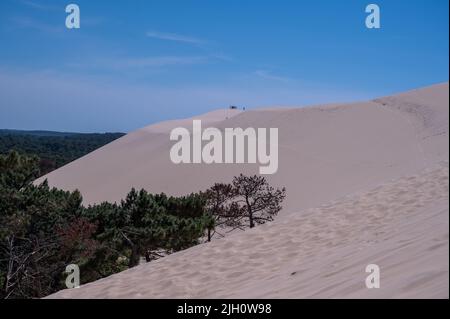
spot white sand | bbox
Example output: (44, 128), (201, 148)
(43, 82), (449, 298)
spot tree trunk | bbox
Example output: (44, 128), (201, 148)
(145, 250), (152, 262)
(248, 206), (254, 228)
(128, 245), (140, 267)
(245, 196), (254, 228)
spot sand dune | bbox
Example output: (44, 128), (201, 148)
(37, 83), (449, 213)
(43, 82), (449, 298)
(48, 163), (449, 298)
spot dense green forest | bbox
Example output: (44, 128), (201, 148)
(0, 130), (125, 175)
(0, 151), (213, 298)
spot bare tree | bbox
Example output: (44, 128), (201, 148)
(1, 234), (59, 299)
(204, 183), (237, 241)
(232, 174), (286, 229)
(204, 175), (286, 239)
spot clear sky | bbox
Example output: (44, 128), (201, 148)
(0, 0), (448, 132)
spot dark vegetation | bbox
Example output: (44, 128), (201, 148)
(0, 150), (285, 299)
(0, 130), (125, 176)
(203, 176), (286, 240)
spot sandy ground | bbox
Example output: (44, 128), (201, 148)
(48, 163), (449, 298)
(43, 82), (449, 298)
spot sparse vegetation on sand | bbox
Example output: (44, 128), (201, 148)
(0, 151), (286, 299)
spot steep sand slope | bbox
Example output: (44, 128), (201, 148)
(37, 83), (449, 216)
(42, 83), (448, 298)
(48, 163), (449, 298)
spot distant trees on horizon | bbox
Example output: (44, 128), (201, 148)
(0, 130), (125, 176)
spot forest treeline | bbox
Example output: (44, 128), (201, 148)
(0, 130), (125, 175)
(0, 151), (286, 299)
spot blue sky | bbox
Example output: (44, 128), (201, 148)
(0, 0), (448, 132)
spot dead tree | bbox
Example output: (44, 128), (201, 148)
(232, 174), (286, 229)
(204, 175), (286, 239)
(204, 183), (237, 241)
